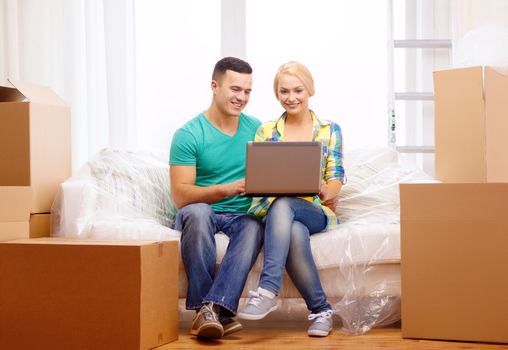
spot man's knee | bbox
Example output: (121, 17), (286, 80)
(176, 203), (216, 247)
(177, 203), (214, 225)
(179, 202), (213, 217)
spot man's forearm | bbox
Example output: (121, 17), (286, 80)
(171, 183), (227, 209)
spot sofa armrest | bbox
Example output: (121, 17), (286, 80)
(51, 180), (97, 237)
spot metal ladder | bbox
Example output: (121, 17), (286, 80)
(387, 0), (452, 156)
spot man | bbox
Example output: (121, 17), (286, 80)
(170, 57), (263, 339)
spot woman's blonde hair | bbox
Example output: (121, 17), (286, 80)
(273, 61), (315, 98)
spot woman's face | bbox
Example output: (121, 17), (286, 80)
(276, 73), (309, 116)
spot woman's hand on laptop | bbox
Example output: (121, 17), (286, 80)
(322, 197), (339, 212)
(319, 180), (340, 211)
(220, 179), (246, 197)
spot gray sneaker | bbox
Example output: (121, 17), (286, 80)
(190, 303), (224, 339)
(307, 309), (333, 337)
(237, 288), (278, 320)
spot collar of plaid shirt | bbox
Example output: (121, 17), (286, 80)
(271, 110), (330, 141)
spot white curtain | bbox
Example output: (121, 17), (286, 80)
(451, 0), (508, 72)
(0, 0), (136, 171)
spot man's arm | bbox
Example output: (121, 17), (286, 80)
(170, 165), (245, 209)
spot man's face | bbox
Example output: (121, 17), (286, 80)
(212, 70), (252, 117)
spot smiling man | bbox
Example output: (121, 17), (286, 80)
(169, 57), (263, 339)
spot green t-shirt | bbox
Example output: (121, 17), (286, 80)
(170, 112), (261, 213)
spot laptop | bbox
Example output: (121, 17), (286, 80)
(244, 141), (323, 196)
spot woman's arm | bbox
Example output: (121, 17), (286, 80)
(319, 179), (342, 211)
(320, 122), (345, 212)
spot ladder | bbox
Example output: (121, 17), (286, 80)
(387, 0), (452, 159)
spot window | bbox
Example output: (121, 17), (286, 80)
(135, 0), (221, 152)
(246, 0), (388, 149)
(135, 0), (390, 152)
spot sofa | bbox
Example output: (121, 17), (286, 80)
(51, 146), (431, 334)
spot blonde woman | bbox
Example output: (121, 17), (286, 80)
(237, 62), (345, 337)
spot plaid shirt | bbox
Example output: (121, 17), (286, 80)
(248, 111), (345, 229)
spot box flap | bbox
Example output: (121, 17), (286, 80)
(400, 183), (508, 221)
(433, 66), (486, 182)
(0, 102), (31, 186)
(0, 86), (27, 102)
(8, 80), (68, 107)
(0, 187), (32, 222)
(485, 66), (508, 181)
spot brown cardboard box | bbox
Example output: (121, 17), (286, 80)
(400, 183), (508, 343)
(29, 213), (51, 238)
(433, 66), (508, 183)
(0, 186), (31, 241)
(0, 221), (29, 242)
(0, 80), (71, 213)
(0, 238), (179, 349)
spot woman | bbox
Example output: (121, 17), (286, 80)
(237, 61), (345, 337)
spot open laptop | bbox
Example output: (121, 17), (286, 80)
(244, 141), (323, 196)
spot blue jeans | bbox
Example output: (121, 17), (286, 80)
(174, 203), (263, 316)
(259, 197), (332, 314)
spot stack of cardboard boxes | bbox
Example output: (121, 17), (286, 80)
(400, 66), (508, 343)
(0, 81), (179, 349)
(0, 80), (71, 240)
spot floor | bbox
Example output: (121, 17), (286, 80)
(156, 320), (508, 350)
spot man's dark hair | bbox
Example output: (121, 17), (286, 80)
(212, 57), (252, 82)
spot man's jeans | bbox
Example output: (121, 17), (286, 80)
(259, 197), (332, 314)
(174, 203), (263, 316)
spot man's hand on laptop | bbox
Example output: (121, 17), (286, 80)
(220, 179), (246, 197)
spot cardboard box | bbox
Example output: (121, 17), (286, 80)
(433, 66), (508, 183)
(0, 80), (71, 213)
(0, 186), (31, 241)
(29, 213), (51, 238)
(400, 183), (508, 343)
(0, 238), (179, 349)
(0, 221), (29, 242)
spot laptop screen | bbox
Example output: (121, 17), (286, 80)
(244, 141), (322, 196)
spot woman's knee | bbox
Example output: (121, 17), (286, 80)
(266, 198), (299, 225)
(269, 197), (295, 213)
(289, 221), (311, 251)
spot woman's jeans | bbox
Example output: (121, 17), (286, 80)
(174, 203), (263, 316)
(259, 197), (332, 314)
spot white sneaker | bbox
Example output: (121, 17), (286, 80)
(237, 287), (278, 320)
(307, 309), (333, 337)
